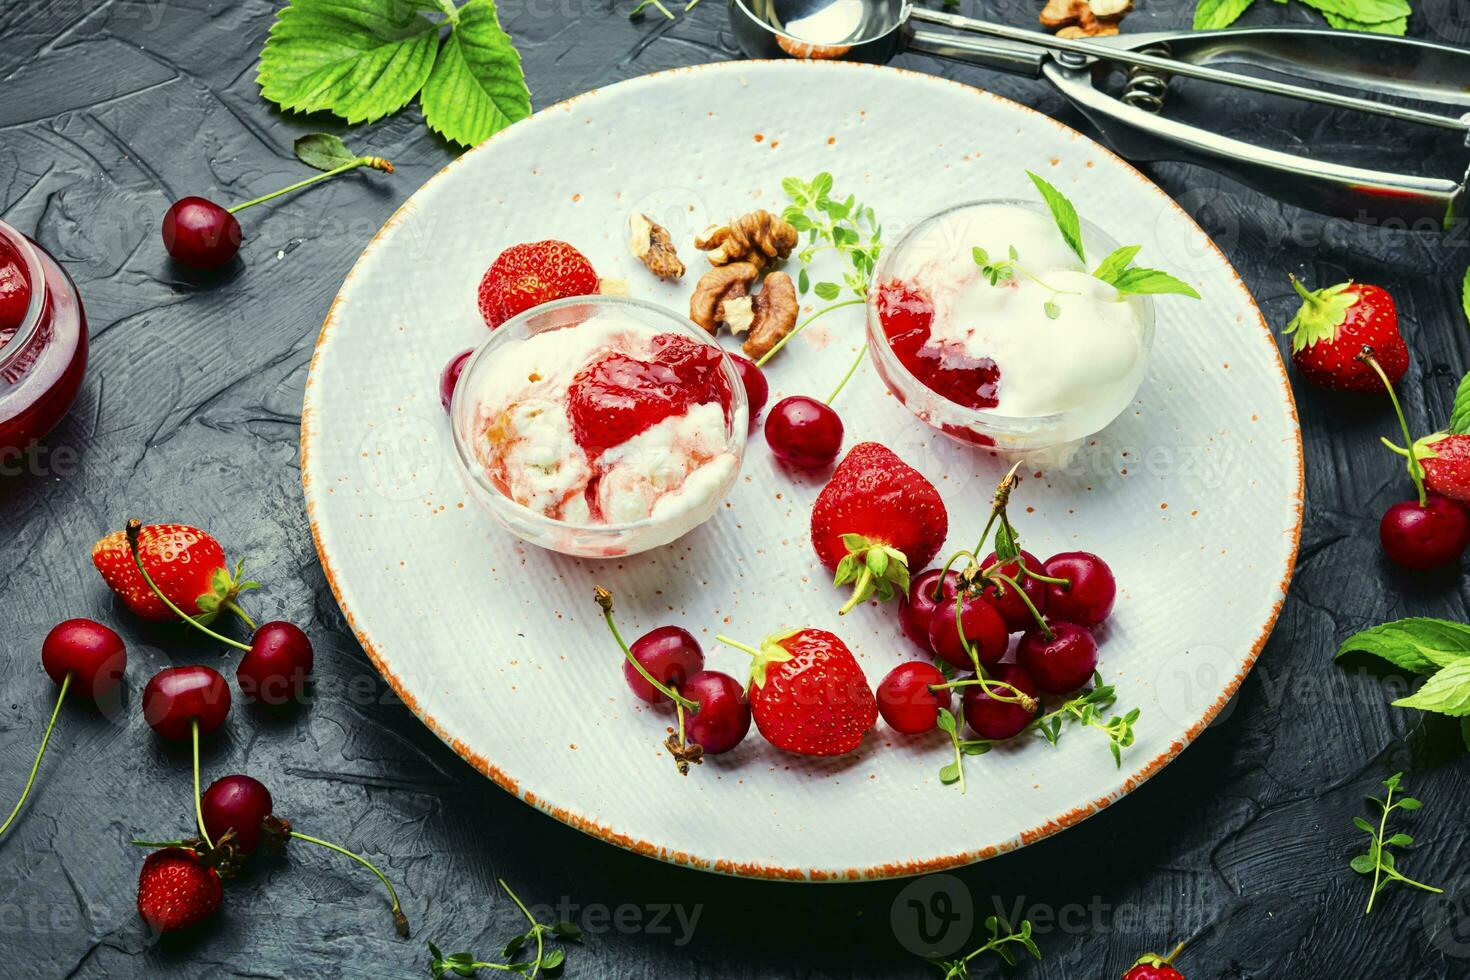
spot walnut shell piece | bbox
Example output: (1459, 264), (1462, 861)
(628, 212), (685, 280)
(1040, 0), (1131, 36)
(689, 263), (759, 334)
(694, 210), (798, 269)
(740, 271), (799, 361)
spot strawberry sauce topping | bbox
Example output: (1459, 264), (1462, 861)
(567, 333), (731, 459)
(877, 279), (1000, 411)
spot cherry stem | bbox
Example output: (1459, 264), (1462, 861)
(1358, 347), (1425, 506)
(930, 675), (1036, 712)
(936, 549), (978, 599)
(593, 588), (699, 713)
(226, 157), (393, 215)
(225, 600), (257, 631)
(130, 838), (189, 848)
(0, 671), (71, 838)
(291, 830), (409, 936)
(127, 520), (250, 652)
(825, 342), (869, 405)
(988, 569), (1052, 639)
(953, 593), (983, 675)
(755, 299), (865, 367)
(192, 719), (213, 850)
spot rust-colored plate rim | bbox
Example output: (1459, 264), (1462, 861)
(300, 59), (1304, 883)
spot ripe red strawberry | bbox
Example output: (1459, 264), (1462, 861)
(1122, 943), (1186, 980)
(1413, 433), (1470, 502)
(810, 442), (949, 614)
(733, 628), (876, 757)
(136, 847), (223, 934)
(1282, 277), (1406, 393)
(477, 240), (599, 329)
(92, 524), (257, 625)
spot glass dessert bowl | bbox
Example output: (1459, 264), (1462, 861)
(450, 295), (748, 558)
(867, 199), (1155, 459)
(0, 219), (88, 455)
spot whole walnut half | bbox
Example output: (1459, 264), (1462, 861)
(1040, 0), (1131, 36)
(694, 210), (798, 269)
(737, 271), (799, 361)
(689, 263), (759, 335)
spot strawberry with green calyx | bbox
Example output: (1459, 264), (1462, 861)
(812, 442), (949, 615)
(1122, 941), (1186, 980)
(1376, 367), (1470, 504)
(92, 523), (259, 628)
(134, 829), (239, 934)
(716, 628), (876, 757)
(1282, 276), (1406, 393)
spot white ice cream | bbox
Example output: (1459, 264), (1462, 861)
(468, 311), (739, 526)
(888, 205), (1149, 424)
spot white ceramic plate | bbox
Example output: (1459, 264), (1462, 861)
(302, 61), (1302, 880)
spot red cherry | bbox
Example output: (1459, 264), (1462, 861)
(876, 662), (950, 734)
(1123, 966), (1184, 980)
(201, 774), (274, 854)
(1042, 551), (1117, 626)
(682, 670), (751, 753)
(1016, 621), (1098, 694)
(237, 622), (314, 706)
(161, 197), (242, 270)
(41, 618), (126, 699)
(765, 395), (843, 469)
(440, 348), (474, 413)
(900, 569), (961, 651)
(624, 626), (704, 704)
(927, 594), (1008, 671)
(961, 663), (1040, 740)
(142, 666), (231, 741)
(1380, 494), (1470, 569)
(979, 550), (1048, 633)
(728, 353), (768, 430)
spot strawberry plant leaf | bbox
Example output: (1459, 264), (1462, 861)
(258, 0), (442, 126)
(1026, 170), (1085, 264)
(1108, 267), (1201, 299)
(421, 0), (531, 148)
(1336, 617), (1470, 675)
(1391, 659), (1470, 716)
(294, 133), (360, 171)
(1193, 0), (1256, 28)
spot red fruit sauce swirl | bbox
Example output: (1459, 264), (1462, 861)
(877, 279), (1000, 411)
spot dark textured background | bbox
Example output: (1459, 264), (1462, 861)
(3, 1), (1470, 977)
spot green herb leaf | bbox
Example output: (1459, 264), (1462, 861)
(1392, 660), (1470, 716)
(1319, 10), (1407, 33)
(294, 133), (360, 171)
(1025, 170), (1085, 264)
(814, 281), (841, 301)
(1463, 267), (1470, 328)
(1194, 0), (1256, 28)
(1447, 372), (1470, 436)
(1108, 266), (1201, 298)
(259, 0), (442, 126)
(1336, 617), (1470, 675)
(1043, 299), (1061, 320)
(421, 0), (531, 147)
(1091, 245), (1141, 284)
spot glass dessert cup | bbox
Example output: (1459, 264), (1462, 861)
(0, 220), (88, 455)
(867, 199), (1155, 461)
(450, 295), (748, 558)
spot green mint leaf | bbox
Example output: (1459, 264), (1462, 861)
(1297, 0), (1411, 21)
(1349, 854), (1377, 874)
(258, 0), (441, 126)
(1108, 266), (1201, 299)
(1318, 10), (1407, 33)
(973, 246), (990, 267)
(1336, 617), (1470, 675)
(294, 133), (360, 171)
(1193, 0), (1255, 28)
(541, 948), (566, 970)
(1448, 372), (1470, 435)
(422, 0), (531, 148)
(781, 177), (807, 204)
(1462, 267), (1470, 328)
(1091, 244), (1141, 284)
(1025, 170), (1085, 264)
(1392, 659), (1470, 716)
(814, 281), (841, 301)
(811, 172), (834, 202)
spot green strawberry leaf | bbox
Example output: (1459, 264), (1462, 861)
(1282, 277), (1357, 353)
(421, 0), (531, 148)
(1336, 617), (1470, 675)
(294, 132), (360, 171)
(1193, 0), (1255, 28)
(1108, 266), (1201, 299)
(258, 0), (442, 126)
(1025, 170), (1085, 265)
(1392, 659), (1470, 716)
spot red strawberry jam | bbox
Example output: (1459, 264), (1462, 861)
(877, 279), (1000, 410)
(566, 333), (731, 459)
(0, 239), (31, 342)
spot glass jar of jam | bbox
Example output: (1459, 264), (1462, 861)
(0, 219), (88, 455)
